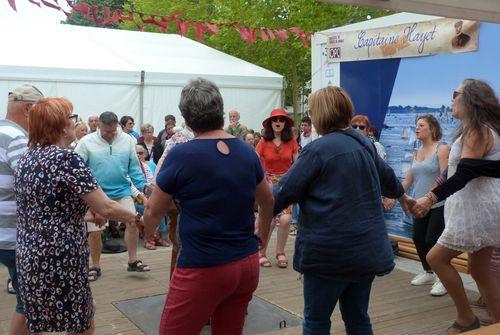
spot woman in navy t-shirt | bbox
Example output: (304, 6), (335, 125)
(144, 78), (274, 335)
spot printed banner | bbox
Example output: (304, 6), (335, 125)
(326, 18), (479, 63)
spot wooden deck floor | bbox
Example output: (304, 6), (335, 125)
(0, 237), (492, 335)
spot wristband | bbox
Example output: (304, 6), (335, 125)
(425, 192), (438, 205)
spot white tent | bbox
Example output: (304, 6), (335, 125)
(0, 23), (284, 132)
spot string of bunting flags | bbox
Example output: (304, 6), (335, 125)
(7, 0), (313, 48)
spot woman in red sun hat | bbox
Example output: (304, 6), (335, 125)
(256, 109), (299, 268)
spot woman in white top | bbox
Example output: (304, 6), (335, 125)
(415, 79), (500, 334)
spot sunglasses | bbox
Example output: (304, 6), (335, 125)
(69, 114), (79, 123)
(352, 124), (366, 130)
(452, 91), (462, 99)
(136, 151), (145, 156)
(271, 116), (286, 123)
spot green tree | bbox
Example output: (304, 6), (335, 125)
(64, 0), (129, 28)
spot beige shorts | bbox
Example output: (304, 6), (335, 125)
(86, 196), (136, 233)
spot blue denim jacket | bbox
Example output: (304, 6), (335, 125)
(274, 129), (404, 281)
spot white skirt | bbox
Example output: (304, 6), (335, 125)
(438, 176), (500, 253)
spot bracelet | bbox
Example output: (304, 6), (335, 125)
(425, 192), (438, 205)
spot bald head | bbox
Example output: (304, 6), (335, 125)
(228, 108), (240, 126)
(88, 114), (99, 132)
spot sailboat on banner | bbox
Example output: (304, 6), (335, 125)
(401, 127), (409, 139)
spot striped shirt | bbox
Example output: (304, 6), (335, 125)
(0, 120), (28, 250)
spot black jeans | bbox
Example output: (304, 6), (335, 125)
(412, 206), (445, 271)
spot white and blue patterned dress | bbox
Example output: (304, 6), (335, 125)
(14, 145), (99, 333)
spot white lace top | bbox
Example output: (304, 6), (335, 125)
(438, 128), (500, 252)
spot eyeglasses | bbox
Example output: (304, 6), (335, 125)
(271, 116), (286, 123)
(69, 114), (79, 123)
(127, 122), (135, 126)
(136, 152), (145, 156)
(352, 124), (366, 130)
(452, 91), (462, 99)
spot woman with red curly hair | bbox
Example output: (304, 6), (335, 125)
(14, 98), (139, 334)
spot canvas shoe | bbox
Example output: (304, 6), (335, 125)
(430, 280), (448, 296)
(411, 272), (436, 286)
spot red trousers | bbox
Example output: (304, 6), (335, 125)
(159, 253), (259, 335)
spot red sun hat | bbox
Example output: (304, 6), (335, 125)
(262, 109), (295, 127)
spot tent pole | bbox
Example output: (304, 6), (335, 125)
(139, 70), (145, 128)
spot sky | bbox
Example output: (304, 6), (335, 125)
(0, 0), (66, 25)
(389, 23), (500, 108)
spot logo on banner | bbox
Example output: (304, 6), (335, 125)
(326, 18), (479, 63)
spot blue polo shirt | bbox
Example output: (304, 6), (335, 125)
(156, 138), (264, 268)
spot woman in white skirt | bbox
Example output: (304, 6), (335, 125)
(413, 78), (500, 334)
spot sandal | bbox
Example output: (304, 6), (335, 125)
(289, 224), (297, 236)
(276, 252), (288, 268)
(7, 279), (15, 294)
(259, 256), (272, 268)
(144, 240), (156, 250)
(88, 266), (101, 282)
(440, 317), (480, 334)
(127, 260), (150, 272)
(470, 296), (486, 309)
(155, 237), (170, 247)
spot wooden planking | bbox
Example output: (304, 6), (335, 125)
(391, 235), (470, 273)
(0, 236), (490, 335)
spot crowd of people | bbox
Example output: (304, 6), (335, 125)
(0, 77), (499, 335)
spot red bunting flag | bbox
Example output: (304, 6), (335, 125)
(41, 0), (60, 10)
(66, 0), (91, 20)
(28, 0), (41, 7)
(260, 29), (268, 42)
(274, 29), (289, 44)
(289, 27), (309, 48)
(7, 0), (17, 11)
(266, 29), (275, 41)
(176, 19), (191, 37)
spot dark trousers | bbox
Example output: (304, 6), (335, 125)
(0, 249), (24, 314)
(412, 206), (445, 272)
(303, 273), (374, 335)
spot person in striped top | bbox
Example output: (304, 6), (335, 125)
(0, 84), (44, 335)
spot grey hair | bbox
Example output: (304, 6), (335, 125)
(99, 111), (118, 125)
(140, 123), (154, 134)
(178, 78), (224, 133)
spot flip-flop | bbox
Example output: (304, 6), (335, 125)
(259, 256), (272, 268)
(440, 317), (480, 335)
(276, 252), (288, 268)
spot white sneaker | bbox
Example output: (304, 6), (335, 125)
(411, 272), (436, 286)
(430, 280), (448, 296)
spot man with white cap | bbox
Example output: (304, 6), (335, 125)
(0, 84), (44, 335)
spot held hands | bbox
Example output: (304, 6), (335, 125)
(382, 197), (397, 210)
(412, 196), (433, 218)
(84, 210), (107, 227)
(398, 194), (416, 217)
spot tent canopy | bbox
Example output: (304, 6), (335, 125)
(0, 23), (283, 131)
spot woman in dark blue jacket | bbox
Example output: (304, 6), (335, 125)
(273, 86), (414, 335)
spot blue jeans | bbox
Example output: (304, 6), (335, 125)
(0, 249), (24, 314)
(303, 273), (374, 335)
(292, 204), (299, 224)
